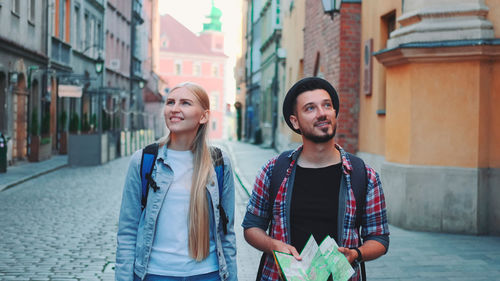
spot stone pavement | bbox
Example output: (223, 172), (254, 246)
(0, 155), (127, 280)
(220, 140), (500, 281)
(1, 141), (500, 281)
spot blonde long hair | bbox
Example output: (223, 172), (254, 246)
(160, 82), (213, 261)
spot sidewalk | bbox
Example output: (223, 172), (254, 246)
(0, 155), (68, 192)
(220, 140), (500, 281)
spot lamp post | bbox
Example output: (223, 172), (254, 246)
(95, 55), (104, 74)
(321, 0), (342, 20)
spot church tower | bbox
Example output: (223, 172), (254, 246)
(200, 1), (224, 54)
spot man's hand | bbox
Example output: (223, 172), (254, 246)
(338, 240), (387, 264)
(270, 239), (301, 260)
(337, 247), (358, 264)
(244, 227), (302, 260)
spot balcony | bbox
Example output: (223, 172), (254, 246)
(132, 0), (144, 24)
(51, 37), (71, 66)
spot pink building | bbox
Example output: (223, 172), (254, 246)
(158, 4), (227, 139)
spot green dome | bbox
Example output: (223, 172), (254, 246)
(203, 0), (222, 32)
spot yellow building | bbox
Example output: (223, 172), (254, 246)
(359, 0), (500, 235)
(276, 0), (306, 151)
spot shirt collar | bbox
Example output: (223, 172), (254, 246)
(288, 143), (353, 173)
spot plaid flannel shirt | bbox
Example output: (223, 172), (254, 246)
(244, 144), (389, 281)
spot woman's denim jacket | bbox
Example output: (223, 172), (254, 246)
(115, 145), (237, 281)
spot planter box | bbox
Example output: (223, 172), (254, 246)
(59, 132), (68, 154)
(68, 133), (108, 166)
(29, 136), (52, 162)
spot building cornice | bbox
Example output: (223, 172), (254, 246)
(374, 39), (500, 66)
(0, 35), (48, 65)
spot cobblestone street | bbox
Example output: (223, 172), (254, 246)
(2, 141), (500, 281)
(0, 152), (260, 281)
(0, 157), (129, 280)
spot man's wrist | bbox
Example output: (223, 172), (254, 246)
(350, 247), (363, 268)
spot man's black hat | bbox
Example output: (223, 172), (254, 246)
(282, 77), (339, 134)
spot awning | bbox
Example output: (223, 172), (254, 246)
(58, 84), (82, 98)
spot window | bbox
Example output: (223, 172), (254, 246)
(59, 0), (67, 41)
(378, 10), (397, 115)
(175, 61), (182, 75)
(84, 12), (89, 50)
(210, 92), (219, 110)
(193, 62), (201, 76)
(212, 120), (217, 131)
(97, 21), (102, 52)
(73, 5), (80, 49)
(28, 0), (35, 23)
(212, 64), (219, 77)
(11, 0), (19, 15)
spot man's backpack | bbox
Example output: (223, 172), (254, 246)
(139, 143), (229, 235)
(256, 150), (368, 281)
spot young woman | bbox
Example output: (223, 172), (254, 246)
(115, 82), (237, 281)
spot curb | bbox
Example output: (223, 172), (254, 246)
(0, 163), (69, 192)
(215, 141), (252, 197)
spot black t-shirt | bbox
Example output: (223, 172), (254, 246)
(290, 162), (342, 253)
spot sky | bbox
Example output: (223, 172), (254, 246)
(158, 0), (244, 104)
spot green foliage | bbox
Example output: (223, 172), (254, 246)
(113, 116), (120, 130)
(59, 111), (68, 132)
(90, 113), (98, 131)
(41, 137), (51, 145)
(102, 110), (111, 131)
(41, 113), (50, 136)
(69, 113), (80, 133)
(81, 113), (91, 132)
(30, 108), (39, 136)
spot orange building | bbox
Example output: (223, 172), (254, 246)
(158, 6), (227, 140)
(359, 0), (500, 235)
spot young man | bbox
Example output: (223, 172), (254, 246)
(242, 77), (389, 281)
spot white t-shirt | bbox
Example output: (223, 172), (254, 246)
(147, 149), (218, 276)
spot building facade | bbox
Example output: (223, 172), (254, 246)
(158, 6), (227, 140)
(234, 0), (249, 141)
(243, 0), (283, 146)
(0, 0), (50, 163)
(277, 0), (305, 151)
(360, 0), (500, 235)
(303, 0), (362, 153)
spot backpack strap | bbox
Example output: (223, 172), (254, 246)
(256, 150), (293, 281)
(212, 147), (228, 235)
(140, 143), (159, 211)
(347, 152), (368, 281)
(268, 150), (293, 220)
(347, 152), (367, 230)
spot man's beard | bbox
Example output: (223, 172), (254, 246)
(302, 123), (337, 143)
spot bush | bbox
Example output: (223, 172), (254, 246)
(41, 113), (50, 136)
(113, 116), (120, 130)
(69, 113), (80, 133)
(59, 111), (68, 132)
(30, 108), (39, 136)
(90, 113), (98, 131)
(81, 113), (91, 133)
(102, 110), (111, 131)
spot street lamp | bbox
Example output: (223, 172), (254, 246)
(95, 55), (104, 74)
(138, 80), (145, 89)
(321, 0), (341, 19)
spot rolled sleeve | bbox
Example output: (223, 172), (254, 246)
(361, 165), (390, 252)
(241, 157), (277, 231)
